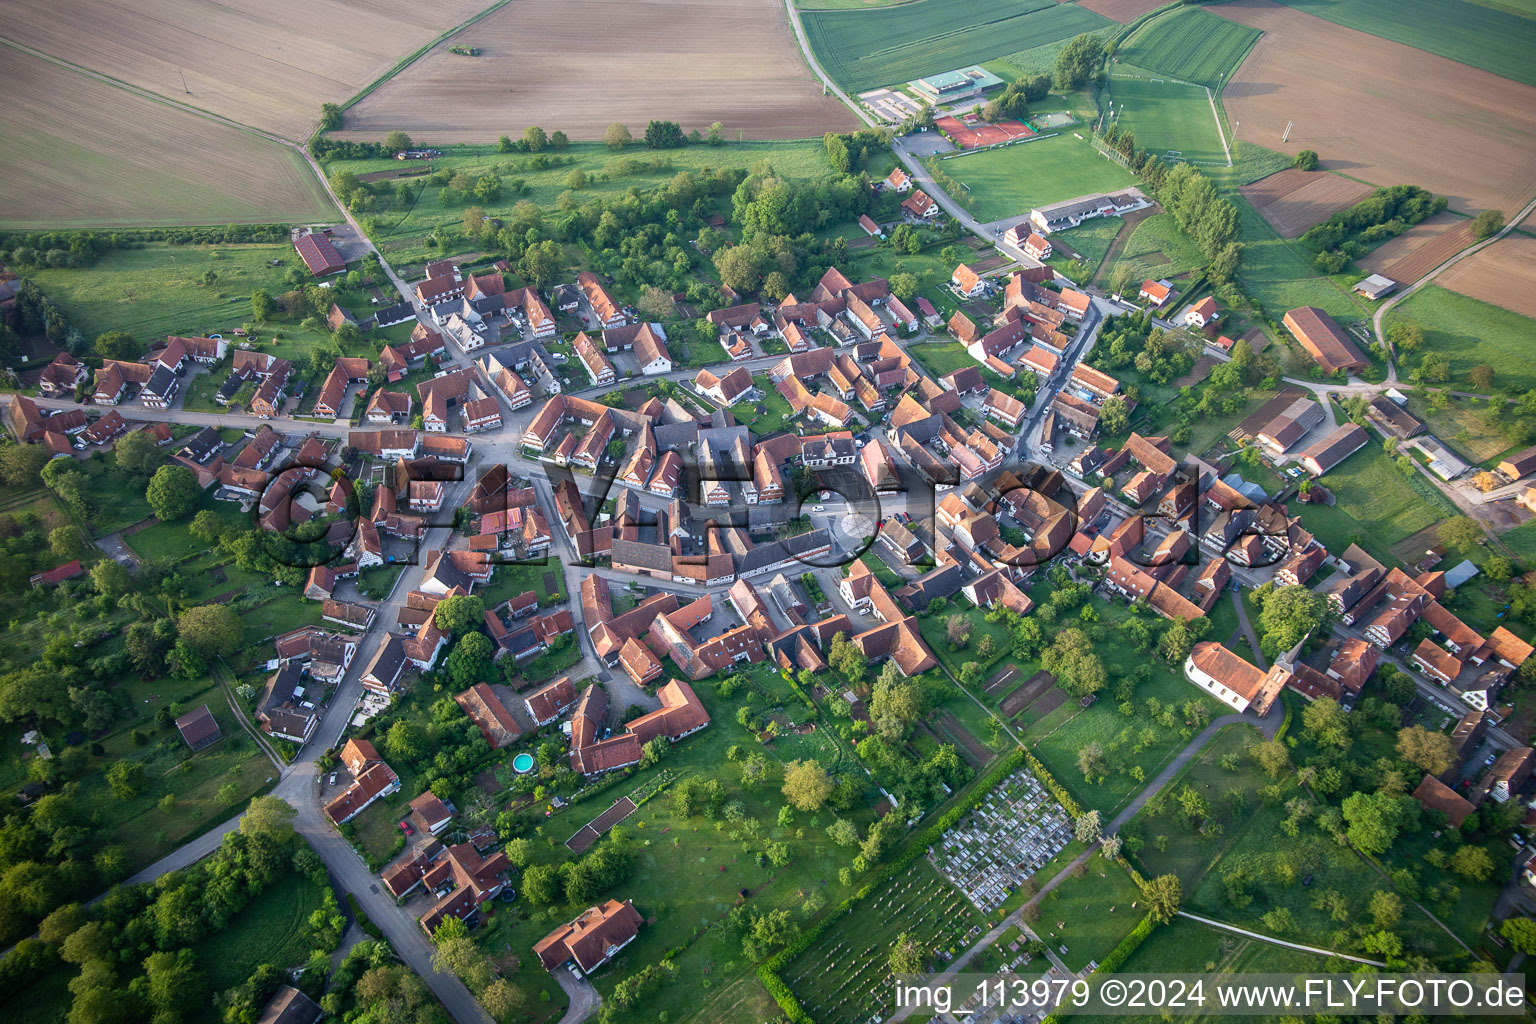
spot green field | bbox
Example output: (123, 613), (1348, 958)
(199, 870), (328, 992)
(1115, 7), (1262, 88)
(932, 132), (1138, 222)
(1302, 441), (1457, 552)
(1047, 217), (1121, 282)
(1106, 70), (1228, 166)
(992, 26), (1117, 78)
(1387, 284), (1536, 392)
(29, 243), (309, 340)
(1115, 212), (1206, 280)
(1231, 193), (1366, 321)
(801, 0), (1114, 93)
(324, 139), (832, 270)
(1273, 0), (1536, 87)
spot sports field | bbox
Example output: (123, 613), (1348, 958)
(1114, 6), (1262, 88)
(1271, 0), (1536, 87)
(0, 49), (336, 228)
(801, 0), (1114, 93)
(1105, 70), (1227, 165)
(342, 0), (855, 141)
(931, 132), (1138, 223)
(1217, 0), (1536, 217)
(1388, 284), (1536, 391)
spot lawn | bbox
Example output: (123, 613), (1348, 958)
(1272, 0), (1536, 87)
(731, 381), (796, 437)
(800, 0), (1114, 93)
(29, 243), (304, 341)
(1105, 70), (1228, 166)
(1501, 520), (1536, 563)
(1388, 285), (1536, 392)
(1033, 857), (1144, 971)
(1115, 211), (1207, 281)
(77, 453), (155, 536)
(931, 132), (1139, 224)
(198, 870), (328, 994)
(1047, 217), (1122, 283)
(1303, 442), (1457, 552)
(324, 140), (834, 271)
(1231, 193), (1367, 322)
(1115, 7), (1262, 88)
(1402, 393), (1523, 466)
(908, 339), (981, 379)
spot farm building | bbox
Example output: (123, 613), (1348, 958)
(174, 705), (223, 752)
(1353, 274), (1397, 300)
(294, 232), (345, 277)
(1282, 307), (1369, 375)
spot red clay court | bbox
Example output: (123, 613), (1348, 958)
(935, 115), (1035, 149)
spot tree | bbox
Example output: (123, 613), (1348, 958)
(643, 120), (685, 149)
(0, 441), (50, 485)
(1074, 810), (1102, 845)
(1396, 725), (1455, 777)
(604, 123), (632, 150)
(1301, 696), (1351, 749)
(176, 604), (243, 658)
(104, 759), (145, 799)
(113, 427), (162, 477)
(240, 796), (296, 841)
(433, 593), (485, 636)
(382, 719), (426, 764)
(1438, 516), (1484, 550)
(827, 632), (867, 681)
(1341, 791), (1405, 856)
(889, 272), (919, 304)
(1140, 873), (1182, 924)
(1254, 582), (1327, 658)
(1293, 149), (1320, 171)
(522, 863), (562, 905)
(446, 632), (493, 687)
(1448, 844), (1495, 881)
(945, 614), (971, 646)
(1501, 917), (1536, 955)
(1099, 395), (1129, 435)
(139, 948), (206, 1021)
(1250, 739), (1291, 779)
(1387, 320), (1424, 353)
(90, 559), (132, 599)
(1041, 627), (1106, 698)
(1471, 209), (1504, 241)
(888, 932), (924, 974)
(49, 525), (85, 560)
(94, 330), (139, 361)
(636, 285), (674, 320)
(782, 759), (834, 812)
(251, 289), (275, 323)
(825, 817), (859, 847)
(522, 125), (548, 152)
(1077, 740), (1107, 783)
(1053, 33), (1103, 92)
(480, 979), (526, 1019)
(1469, 364), (1495, 392)
(1368, 889), (1403, 929)
(146, 465), (198, 521)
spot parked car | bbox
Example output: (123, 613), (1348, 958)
(328, 773), (337, 786)
(400, 820), (415, 836)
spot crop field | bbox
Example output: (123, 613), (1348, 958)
(1238, 168), (1374, 237)
(1104, 71), (1227, 165)
(1271, 0), (1536, 88)
(1216, 0), (1536, 217)
(29, 243), (307, 339)
(1231, 194), (1365, 320)
(1, 0), (494, 139)
(801, 0), (1114, 93)
(1388, 285), (1536, 392)
(993, 27), (1116, 78)
(1436, 233), (1536, 319)
(1359, 213), (1475, 284)
(340, 0), (855, 142)
(1115, 7), (1262, 87)
(0, 50), (336, 229)
(932, 133), (1138, 223)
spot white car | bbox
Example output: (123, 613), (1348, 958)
(812, 505), (825, 512)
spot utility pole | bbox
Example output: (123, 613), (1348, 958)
(179, 68), (190, 94)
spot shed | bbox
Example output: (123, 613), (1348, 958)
(174, 704), (223, 752)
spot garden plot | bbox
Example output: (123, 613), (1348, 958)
(929, 768), (1071, 913)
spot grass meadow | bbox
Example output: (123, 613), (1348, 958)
(1271, 0), (1536, 87)
(1115, 7), (1262, 88)
(1387, 285), (1536, 392)
(991, 27), (1118, 79)
(1105, 71), (1228, 166)
(1304, 442), (1458, 552)
(1231, 193), (1367, 321)
(1116, 212), (1207, 280)
(801, 0), (1114, 93)
(931, 133), (1139, 223)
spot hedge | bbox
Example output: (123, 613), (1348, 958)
(758, 746), (1031, 1023)
(1023, 749), (1082, 819)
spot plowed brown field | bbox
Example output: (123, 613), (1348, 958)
(1079, 0), (1166, 22)
(1359, 213), (1474, 285)
(1438, 235), (1536, 319)
(2, 0), (493, 139)
(1240, 168), (1373, 237)
(0, 49), (336, 228)
(1216, 0), (1536, 216)
(339, 0), (859, 143)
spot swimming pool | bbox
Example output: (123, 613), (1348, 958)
(512, 752), (535, 773)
